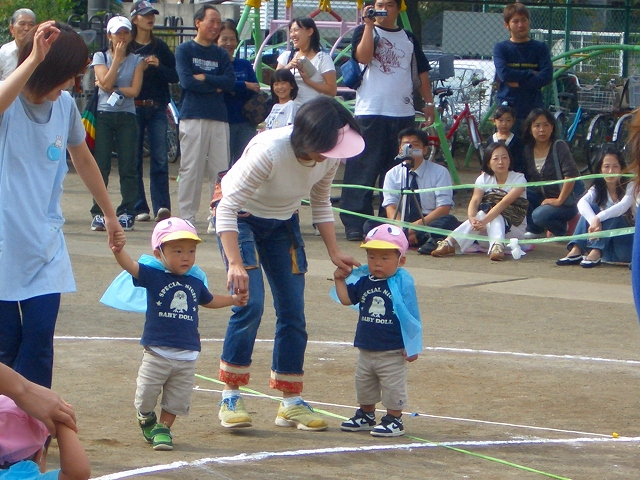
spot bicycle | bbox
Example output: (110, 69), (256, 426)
(141, 99), (180, 164)
(419, 78), (487, 167)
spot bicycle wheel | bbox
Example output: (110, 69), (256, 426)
(554, 111), (569, 141)
(613, 113), (633, 163)
(584, 114), (614, 174)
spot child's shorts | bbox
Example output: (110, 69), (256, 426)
(134, 348), (196, 416)
(355, 348), (408, 410)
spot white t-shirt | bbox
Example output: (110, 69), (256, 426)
(355, 27), (416, 117)
(475, 170), (527, 198)
(578, 182), (637, 224)
(265, 100), (297, 130)
(277, 50), (335, 107)
(0, 40), (18, 81)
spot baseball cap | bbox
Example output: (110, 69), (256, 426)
(319, 124), (365, 159)
(152, 217), (201, 250)
(0, 395), (48, 466)
(130, 1), (160, 17)
(106, 16), (132, 34)
(361, 224), (409, 256)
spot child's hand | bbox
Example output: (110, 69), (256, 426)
(111, 231), (126, 252)
(403, 350), (419, 362)
(333, 267), (350, 281)
(232, 292), (249, 306)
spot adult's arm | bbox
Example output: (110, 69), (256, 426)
(316, 221), (360, 272)
(118, 60), (145, 98)
(176, 44), (228, 94)
(493, 41), (535, 85)
(521, 43), (553, 90)
(597, 181), (637, 222)
(543, 141), (578, 206)
(157, 39), (179, 84)
(301, 55), (337, 97)
(0, 22), (59, 113)
(203, 53), (236, 92)
(67, 141), (123, 252)
(0, 364), (76, 436)
(577, 187), (598, 224)
(353, 16), (375, 64)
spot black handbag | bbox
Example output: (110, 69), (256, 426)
(241, 91), (272, 126)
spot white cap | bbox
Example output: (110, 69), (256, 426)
(106, 16), (132, 34)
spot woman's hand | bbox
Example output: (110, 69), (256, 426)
(469, 216), (485, 231)
(104, 215), (125, 253)
(232, 292), (249, 306)
(30, 21), (60, 64)
(588, 216), (602, 234)
(541, 197), (563, 207)
(227, 263), (249, 295)
(286, 57), (301, 71)
(245, 82), (261, 93)
(330, 251), (361, 273)
(144, 55), (159, 68)
(113, 40), (127, 62)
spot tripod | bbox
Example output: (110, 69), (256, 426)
(392, 157), (427, 240)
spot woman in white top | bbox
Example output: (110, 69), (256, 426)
(276, 17), (337, 106)
(215, 97), (363, 431)
(431, 142), (528, 261)
(557, 145), (635, 267)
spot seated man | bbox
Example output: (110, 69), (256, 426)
(379, 128), (460, 254)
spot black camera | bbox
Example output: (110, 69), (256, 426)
(365, 8), (388, 19)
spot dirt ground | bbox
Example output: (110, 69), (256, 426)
(41, 159), (640, 479)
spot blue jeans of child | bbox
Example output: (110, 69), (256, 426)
(526, 188), (578, 236)
(217, 213), (308, 392)
(134, 105), (171, 217)
(567, 204), (633, 263)
(0, 293), (61, 388)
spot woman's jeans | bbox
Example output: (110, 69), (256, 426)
(567, 203), (633, 263)
(134, 105), (171, 217)
(91, 111), (138, 217)
(0, 293), (61, 388)
(526, 188), (578, 236)
(217, 213), (308, 393)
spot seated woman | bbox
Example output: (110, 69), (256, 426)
(522, 108), (581, 238)
(431, 142), (528, 261)
(557, 145), (635, 267)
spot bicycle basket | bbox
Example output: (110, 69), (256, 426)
(577, 86), (615, 113)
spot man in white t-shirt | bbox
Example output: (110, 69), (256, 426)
(0, 8), (36, 81)
(339, 0), (435, 241)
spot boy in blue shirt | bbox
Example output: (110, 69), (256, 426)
(333, 224), (422, 437)
(110, 217), (247, 450)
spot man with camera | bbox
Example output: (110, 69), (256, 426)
(379, 128), (459, 254)
(339, 0), (435, 242)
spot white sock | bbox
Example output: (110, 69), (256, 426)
(222, 389), (241, 400)
(282, 396), (302, 407)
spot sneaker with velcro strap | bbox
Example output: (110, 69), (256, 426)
(370, 414), (404, 437)
(150, 423), (173, 450)
(341, 408), (376, 432)
(136, 411), (157, 443)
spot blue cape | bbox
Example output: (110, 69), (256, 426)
(100, 254), (209, 313)
(330, 266), (423, 357)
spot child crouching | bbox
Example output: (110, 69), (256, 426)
(333, 224), (422, 437)
(108, 218), (248, 450)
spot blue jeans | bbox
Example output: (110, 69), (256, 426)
(218, 213), (308, 382)
(135, 105), (171, 217)
(526, 188), (578, 236)
(567, 204), (633, 263)
(228, 122), (256, 167)
(0, 293), (61, 388)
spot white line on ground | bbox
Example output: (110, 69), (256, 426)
(193, 387), (611, 438)
(90, 436), (640, 480)
(55, 336), (640, 365)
